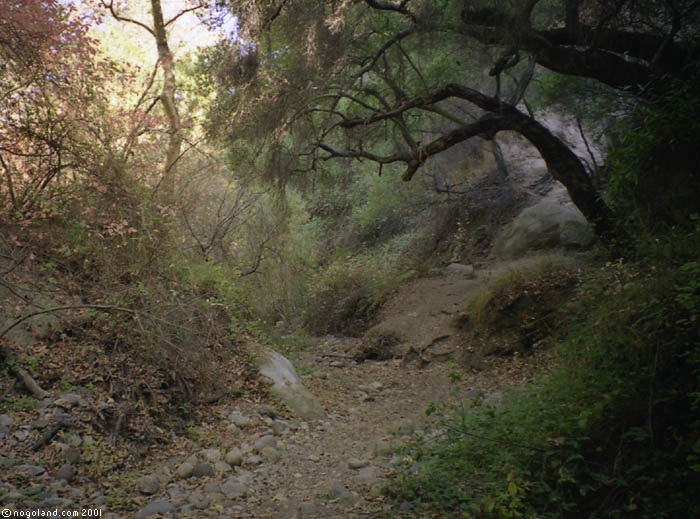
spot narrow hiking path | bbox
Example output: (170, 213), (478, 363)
(235, 336), (545, 519)
(1, 266), (550, 519)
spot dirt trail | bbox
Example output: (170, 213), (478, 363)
(0, 267), (545, 519)
(237, 264), (546, 518)
(238, 335), (542, 519)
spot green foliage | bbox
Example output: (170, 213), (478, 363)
(82, 435), (116, 481)
(389, 227), (700, 518)
(607, 63), (700, 224)
(1, 396), (41, 411)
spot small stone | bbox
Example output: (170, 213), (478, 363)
(61, 446), (80, 465)
(327, 483), (357, 504)
(258, 404), (277, 418)
(221, 479), (249, 499)
(244, 454), (262, 466)
(13, 429), (29, 442)
(33, 418), (50, 429)
(64, 433), (82, 447)
(137, 474), (160, 495)
(229, 411), (250, 427)
(203, 481), (221, 494)
(446, 263), (475, 279)
(271, 421), (287, 436)
(54, 393), (81, 409)
(369, 381), (384, 391)
(200, 448), (222, 463)
(0, 414), (14, 426)
(236, 471), (254, 485)
(51, 479), (67, 490)
(188, 492), (210, 509)
(226, 423), (240, 434)
(191, 463), (214, 478)
(207, 492), (228, 505)
(184, 454), (199, 465)
(135, 500), (176, 518)
(253, 435), (277, 453)
(329, 361), (344, 368)
(347, 458), (368, 469)
(55, 464), (76, 482)
(224, 447), (243, 466)
(167, 486), (184, 498)
(214, 460), (232, 473)
(308, 455), (321, 462)
(261, 447), (279, 462)
(17, 464), (46, 477)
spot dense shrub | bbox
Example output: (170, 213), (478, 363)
(607, 62), (700, 225)
(388, 224), (700, 518)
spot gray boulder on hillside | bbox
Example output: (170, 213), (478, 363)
(492, 199), (595, 258)
(258, 349), (325, 420)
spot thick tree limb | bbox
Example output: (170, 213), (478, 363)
(363, 0), (416, 23)
(330, 83), (614, 235)
(460, 5), (694, 91)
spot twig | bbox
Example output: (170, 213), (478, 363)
(444, 421), (549, 452)
(31, 414), (72, 451)
(1, 379), (17, 400)
(0, 345), (49, 399)
(0, 304), (135, 339)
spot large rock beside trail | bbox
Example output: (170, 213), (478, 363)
(492, 199), (595, 258)
(258, 349), (325, 420)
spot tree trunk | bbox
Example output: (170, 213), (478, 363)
(150, 0), (181, 193)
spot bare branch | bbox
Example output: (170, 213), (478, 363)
(100, 0), (155, 36)
(164, 2), (205, 28)
(363, 0), (416, 23)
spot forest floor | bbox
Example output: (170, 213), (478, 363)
(0, 265), (552, 518)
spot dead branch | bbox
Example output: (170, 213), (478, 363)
(0, 344), (49, 399)
(0, 304), (135, 339)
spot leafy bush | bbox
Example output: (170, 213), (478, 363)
(388, 226), (700, 518)
(607, 62), (700, 225)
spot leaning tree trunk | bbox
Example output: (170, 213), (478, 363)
(510, 115), (615, 238)
(442, 84), (616, 237)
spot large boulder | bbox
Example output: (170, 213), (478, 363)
(257, 348), (325, 420)
(492, 199), (595, 259)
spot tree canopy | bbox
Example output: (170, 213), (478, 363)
(205, 0), (699, 237)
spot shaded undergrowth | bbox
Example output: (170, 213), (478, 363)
(387, 224), (700, 518)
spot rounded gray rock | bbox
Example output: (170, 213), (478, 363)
(55, 464), (76, 482)
(253, 435), (277, 453)
(17, 464), (46, 477)
(224, 448), (243, 466)
(221, 479), (249, 499)
(200, 448), (222, 463)
(135, 500), (176, 518)
(136, 474), (160, 495)
(191, 463), (215, 478)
